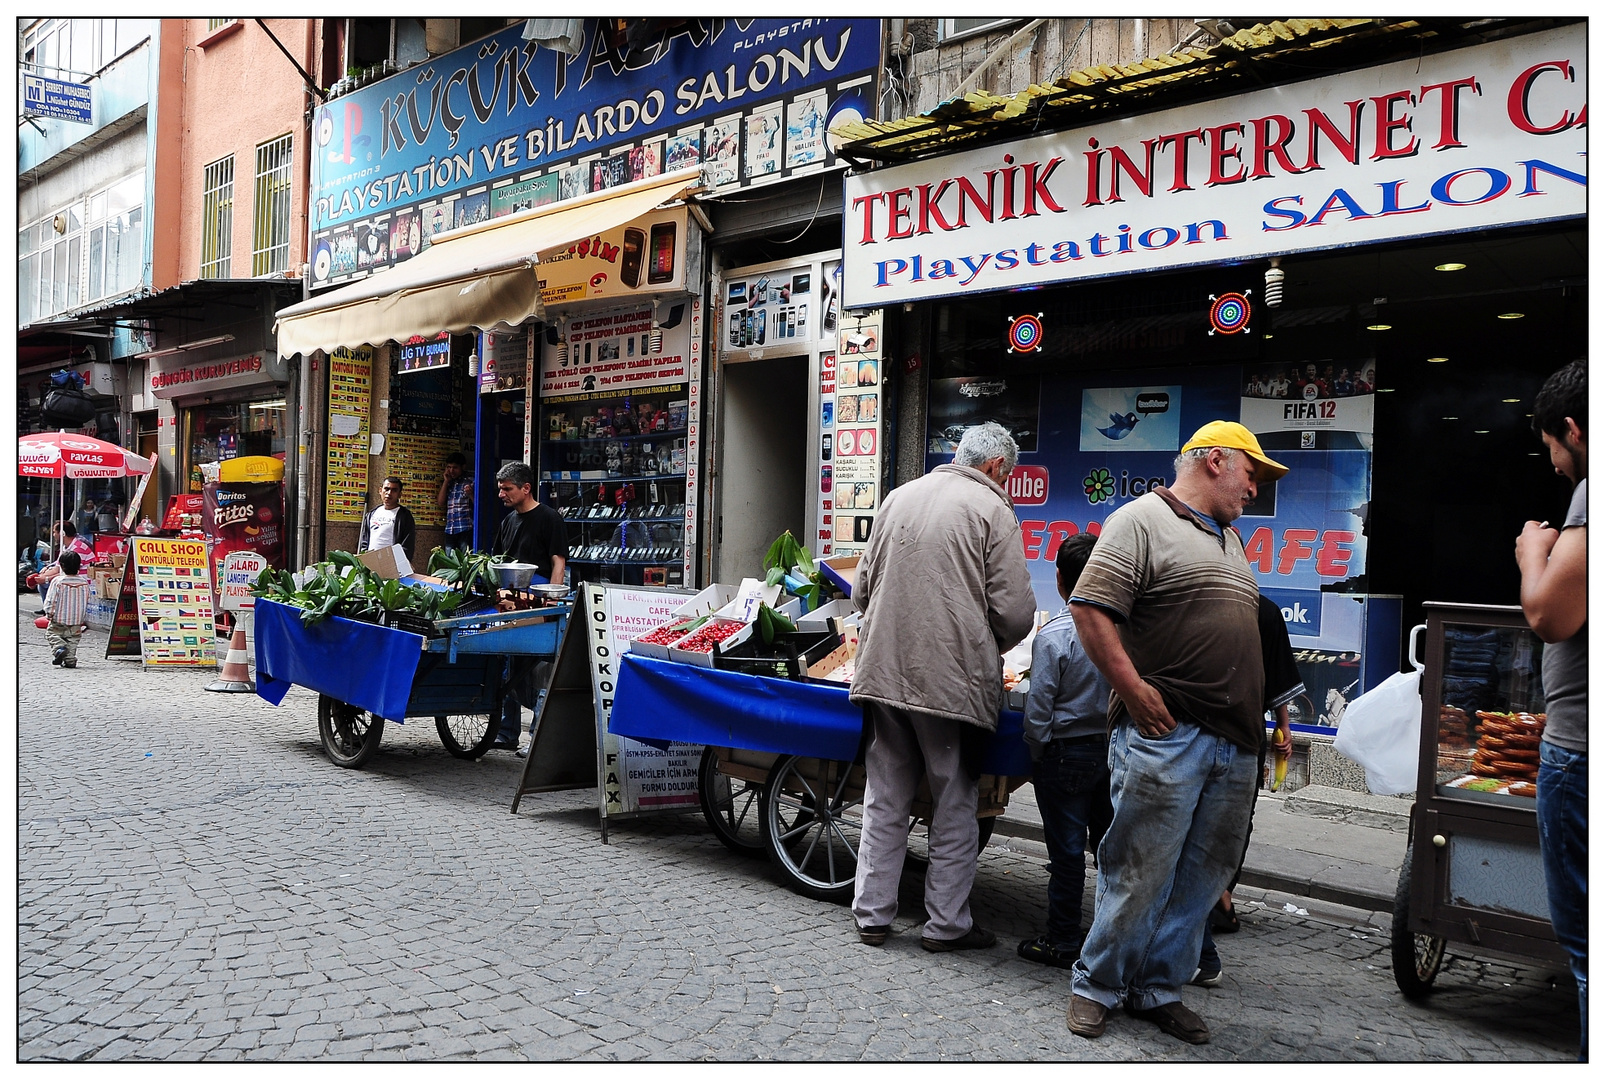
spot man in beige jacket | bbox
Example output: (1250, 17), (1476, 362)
(850, 421), (1037, 951)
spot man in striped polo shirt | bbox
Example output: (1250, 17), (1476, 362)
(44, 549), (92, 669)
(1064, 421), (1288, 1046)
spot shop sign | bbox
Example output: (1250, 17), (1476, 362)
(536, 207), (688, 304)
(539, 302), (692, 396)
(131, 537), (218, 669)
(219, 551), (269, 612)
(843, 24), (1586, 305)
(396, 332), (451, 374)
(202, 481), (287, 606)
(723, 261), (818, 350)
(148, 352), (286, 400)
(308, 18), (880, 289)
(325, 346), (372, 523)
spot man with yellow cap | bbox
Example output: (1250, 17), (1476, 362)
(1063, 420), (1288, 1046)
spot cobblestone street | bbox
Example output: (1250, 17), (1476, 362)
(17, 606), (1581, 1062)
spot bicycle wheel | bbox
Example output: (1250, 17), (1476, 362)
(318, 694), (385, 769)
(698, 747), (765, 856)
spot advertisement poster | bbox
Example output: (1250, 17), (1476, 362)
(827, 306), (884, 557)
(132, 537), (218, 669)
(201, 482), (287, 612)
(218, 550), (268, 612)
(928, 375), (1041, 454)
(724, 265), (815, 350)
(584, 584), (702, 816)
(382, 433), (462, 528)
(540, 303), (692, 396)
(309, 18), (880, 289)
(535, 207), (687, 306)
(325, 346), (371, 522)
(480, 327), (531, 395)
(925, 363), (1375, 730)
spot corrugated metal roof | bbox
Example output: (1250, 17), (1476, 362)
(831, 17), (1572, 166)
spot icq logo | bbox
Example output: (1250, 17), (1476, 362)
(1083, 468), (1115, 504)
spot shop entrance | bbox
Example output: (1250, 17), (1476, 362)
(714, 355), (807, 582)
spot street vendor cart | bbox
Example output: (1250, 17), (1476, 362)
(611, 652), (1033, 902)
(1392, 602), (1566, 998)
(254, 596), (572, 769)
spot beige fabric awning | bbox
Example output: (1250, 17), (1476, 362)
(275, 167), (703, 358)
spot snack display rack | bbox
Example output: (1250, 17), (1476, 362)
(1391, 602), (1566, 999)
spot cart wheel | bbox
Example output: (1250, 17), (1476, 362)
(435, 713), (499, 760)
(318, 695), (385, 769)
(905, 816), (997, 868)
(761, 755), (862, 903)
(698, 747), (765, 856)
(1391, 841), (1447, 999)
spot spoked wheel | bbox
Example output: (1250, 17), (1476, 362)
(435, 712), (499, 760)
(761, 755), (863, 903)
(318, 694), (385, 769)
(1391, 841), (1447, 999)
(905, 815), (997, 869)
(698, 747), (765, 856)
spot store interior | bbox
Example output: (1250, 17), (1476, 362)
(713, 354), (808, 583)
(928, 223), (1586, 668)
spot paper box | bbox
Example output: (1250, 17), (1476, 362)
(358, 545), (414, 580)
(96, 571), (121, 600)
(798, 598), (855, 632)
(714, 578), (783, 623)
(673, 583), (738, 619)
(666, 617), (753, 668)
(818, 556), (860, 597)
(627, 615), (706, 661)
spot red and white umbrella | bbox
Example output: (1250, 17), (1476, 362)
(19, 431), (154, 479)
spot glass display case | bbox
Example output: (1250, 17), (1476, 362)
(1393, 602), (1564, 999)
(538, 385), (688, 588)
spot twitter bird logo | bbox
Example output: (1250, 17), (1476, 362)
(1097, 412), (1141, 440)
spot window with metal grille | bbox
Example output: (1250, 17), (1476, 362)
(208, 18), (234, 32)
(201, 155), (234, 279)
(252, 135), (293, 276)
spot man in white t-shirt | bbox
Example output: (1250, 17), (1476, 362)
(358, 476), (416, 561)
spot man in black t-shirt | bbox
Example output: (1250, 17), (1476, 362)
(489, 461), (568, 752)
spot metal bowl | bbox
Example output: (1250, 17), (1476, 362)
(531, 582), (569, 600)
(494, 562), (537, 589)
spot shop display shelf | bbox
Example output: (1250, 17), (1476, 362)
(540, 429), (688, 446)
(541, 470), (688, 482)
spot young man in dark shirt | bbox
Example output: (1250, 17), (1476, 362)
(490, 461), (568, 752)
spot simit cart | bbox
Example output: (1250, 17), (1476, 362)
(253, 594), (573, 768)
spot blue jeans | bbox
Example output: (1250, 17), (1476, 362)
(496, 659), (550, 745)
(1537, 740), (1587, 1059)
(1071, 718), (1258, 1011)
(1033, 736), (1113, 949)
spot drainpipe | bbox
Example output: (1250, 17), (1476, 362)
(293, 18), (319, 568)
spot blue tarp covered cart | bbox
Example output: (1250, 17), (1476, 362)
(254, 596), (572, 768)
(610, 652), (1034, 902)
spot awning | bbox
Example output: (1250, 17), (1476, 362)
(275, 167), (703, 358)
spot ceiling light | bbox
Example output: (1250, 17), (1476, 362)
(1262, 332), (1274, 339)
(1434, 262), (1467, 271)
(1375, 388), (1396, 393)
(1502, 397), (1522, 403)
(1474, 430), (1490, 434)
(1497, 312), (1525, 320)
(1366, 323), (1392, 331)
(1442, 416), (1459, 420)
(1427, 357), (1449, 363)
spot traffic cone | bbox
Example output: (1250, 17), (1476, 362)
(205, 613), (255, 693)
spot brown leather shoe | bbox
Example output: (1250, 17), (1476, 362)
(1067, 994), (1108, 1038)
(1125, 1000), (1210, 1044)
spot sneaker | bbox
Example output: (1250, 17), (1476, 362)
(1125, 1000), (1210, 1044)
(856, 923), (891, 946)
(1017, 935), (1080, 970)
(921, 925), (996, 952)
(1067, 994), (1108, 1038)
(490, 739), (518, 751)
(52, 646), (67, 666)
(61, 660), (76, 668)
(515, 744), (530, 758)
(1191, 962), (1224, 987)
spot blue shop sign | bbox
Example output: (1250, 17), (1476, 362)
(23, 75), (92, 124)
(309, 18), (880, 289)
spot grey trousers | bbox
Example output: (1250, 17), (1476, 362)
(851, 703), (981, 941)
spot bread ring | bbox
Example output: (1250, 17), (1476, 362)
(1477, 734), (1509, 751)
(1502, 732), (1541, 750)
(1496, 748), (1540, 763)
(1471, 760), (1504, 777)
(1506, 782), (1537, 798)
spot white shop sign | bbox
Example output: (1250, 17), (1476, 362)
(219, 550), (269, 611)
(842, 24), (1586, 305)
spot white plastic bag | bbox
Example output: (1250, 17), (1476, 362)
(1332, 668), (1422, 795)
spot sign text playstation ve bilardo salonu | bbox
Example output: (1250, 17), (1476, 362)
(841, 24), (1585, 305)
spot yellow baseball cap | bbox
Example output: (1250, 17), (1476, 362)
(1181, 420), (1289, 482)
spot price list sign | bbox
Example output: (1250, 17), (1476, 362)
(326, 346), (372, 522)
(132, 537), (218, 669)
(382, 432), (462, 528)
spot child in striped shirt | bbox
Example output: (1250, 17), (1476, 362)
(45, 550), (90, 669)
